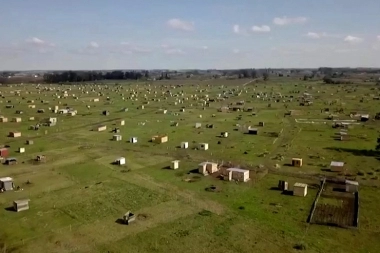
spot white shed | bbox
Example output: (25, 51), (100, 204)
(199, 143), (209, 150)
(226, 168), (250, 182)
(130, 137), (138, 143)
(113, 135), (122, 141)
(181, 142), (189, 149)
(19, 147), (25, 153)
(330, 161), (345, 172)
(115, 157), (126, 165)
(171, 160), (179, 170)
(293, 183), (308, 197)
(345, 180), (359, 193)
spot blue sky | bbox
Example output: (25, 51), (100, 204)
(0, 0), (379, 70)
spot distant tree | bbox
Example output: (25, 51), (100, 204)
(323, 75), (334, 84)
(263, 72), (269, 81)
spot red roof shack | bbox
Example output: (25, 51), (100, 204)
(0, 148), (9, 158)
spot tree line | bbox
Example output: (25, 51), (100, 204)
(42, 70), (151, 83)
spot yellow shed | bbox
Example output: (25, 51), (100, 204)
(292, 158), (303, 167)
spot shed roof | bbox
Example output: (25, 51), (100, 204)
(0, 177), (13, 182)
(330, 161), (344, 167)
(345, 180), (359, 186)
(227, 168), (249, 173)
(198, 162), (216, 166)
(294, 183), (308, 188)
(14, 199), (30, 204)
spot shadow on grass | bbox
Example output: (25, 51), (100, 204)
(269, 187), (280, 191)
(4, 207), (15, 212)
(188, 168), (199, 174)
(115, 218), (125, 225)
(281, 190), (294, 196)
(161, 166), (171, 170)
(325, 147), (380, 157)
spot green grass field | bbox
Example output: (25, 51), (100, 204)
(0, 78), (380, 253)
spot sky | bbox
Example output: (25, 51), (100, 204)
(0, 0), (380, 70)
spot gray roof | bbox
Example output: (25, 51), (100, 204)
(227, 168), (249, 173)
(330, 161), (344, 167)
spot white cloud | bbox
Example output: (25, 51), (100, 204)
(120, 42), (152, 54)
(89, 41), (100, 48)
(202, 46), (208, 50)
(377, 35), (380, 41)
(344, 35), (363, 44)
(306, 32), (322, 39)
(305, 32), (342, 39)
(334, 48), (358, 53)
(233, 24), (240, 34)
(26, 37), (55, 47)
(165, 48), (186, 55)
(167, 18), (194, 31)
(131, 47), (152, 53)
(273, 16), (308, 26)
(233, 24), (249, 35)
(252, 25), (271, 33)
(232, 48), (240, 54)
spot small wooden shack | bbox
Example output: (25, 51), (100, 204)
(198, 143), (209, 150)
(115, 157), (126, 165)
(12, 117), (22, 123)
(247, 127), (258, 135)
(278, 180), (288, 191)
(293, 183), (308, 197)
(180, 142), (189, 149)
(0, 177), (14, 191)
(19, 147), (25, 153)
(330, 161), (345, 172)
(13, 199), (30, 212)
(36, 155), (46, 162)
(0, 148), (9, 157)
(171, 160), (180, 170)
(198, 162), (218, 175)
(4, 158), (17, 165)
(226, 168), (250, 182)
(130, 137), (138, 143)
(113, 135), (122, 141)
(0, 117), (8, 123)
(9, 132), (22, 138)
(292, 158), (303, 167)
(95, 125), (107, 132)
(221, 132), (229, 138)
(152, 135), (168, 144)
(122, 211), (136, 225)
(345, 180), (359, 193)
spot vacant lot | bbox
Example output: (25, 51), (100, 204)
(0, 78), (380, 253)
